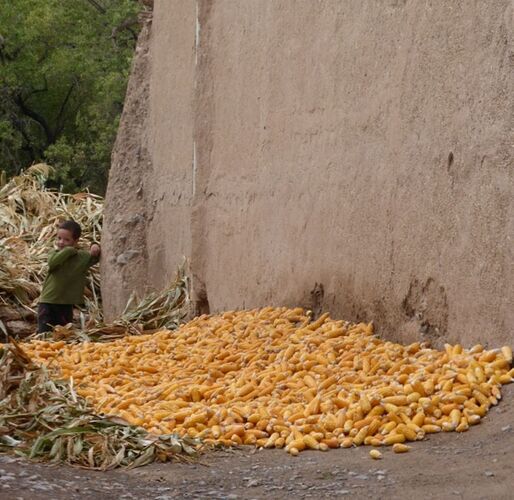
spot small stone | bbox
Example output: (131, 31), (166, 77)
(116, 250), (140, 265)
(484, 471), (495, 477)
(501, 425), (511, 432)
(32, 484), (52, 491)
(335, 490), (350, 495)
(127, 214), (144, 226)
(355, 474), (369, 480)
(247, 479), (259, 487)
(5, 320), (33, 338)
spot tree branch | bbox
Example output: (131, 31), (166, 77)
(26, 77), (49, 97)
(84, 0), (106, 14)
(54, 81), (76, 136)
(13, 93), (54, 145)
(111, 17), (139, 47)
(11, 116), (41, 167)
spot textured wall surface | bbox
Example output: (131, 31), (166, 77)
(104, 0), (513, 346)
(102, 22), (152, 316)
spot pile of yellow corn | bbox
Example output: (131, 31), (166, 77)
(23, 307), (513, 455)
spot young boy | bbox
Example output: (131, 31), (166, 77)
(37, 220), (101, 333)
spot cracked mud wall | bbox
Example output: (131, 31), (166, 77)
(102, 4), (196, 318)
(104, 1), (513, 346)
(102, 21), (152, 317)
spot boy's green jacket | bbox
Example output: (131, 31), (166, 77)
(39, 247), (99, 305)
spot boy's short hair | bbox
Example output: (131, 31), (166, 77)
(59, 220), (82, 240)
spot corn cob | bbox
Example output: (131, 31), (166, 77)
(21, 307), (513, 455)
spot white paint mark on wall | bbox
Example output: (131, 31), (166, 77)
(195, 1), (200, 67)
(192, 140), (197, 197)
(193, 2), (199, 196)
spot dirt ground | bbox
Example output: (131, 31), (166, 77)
(0, 384), (512, 500)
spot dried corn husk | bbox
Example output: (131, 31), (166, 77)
(116, 266), (191, 331)
(0, 340), (201, 469)
(0, 165), (102, 325)
(1, 166), (192, 342)
(27, 264), (191, 344)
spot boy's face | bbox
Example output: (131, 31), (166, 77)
(56, 228), (78, 249)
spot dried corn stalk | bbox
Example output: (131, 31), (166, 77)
(28, 265), (191, 344)
(117, 266), (191, 331)
(0, 164), (102, 322)
(0, 341), (201, 469)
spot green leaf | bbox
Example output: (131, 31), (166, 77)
(0, 0), (142, 194)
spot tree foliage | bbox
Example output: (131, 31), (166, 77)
(0, 0), (142, 193)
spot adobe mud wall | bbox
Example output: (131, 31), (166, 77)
(103, 1), (513, 347)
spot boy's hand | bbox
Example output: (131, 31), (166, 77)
(90, 244), (101, 257)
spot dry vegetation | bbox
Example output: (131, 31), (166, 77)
(0, 164), (102, 335)
(0, 166), (197, 468)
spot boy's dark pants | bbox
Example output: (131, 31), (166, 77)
(37, 303), (74, 333)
